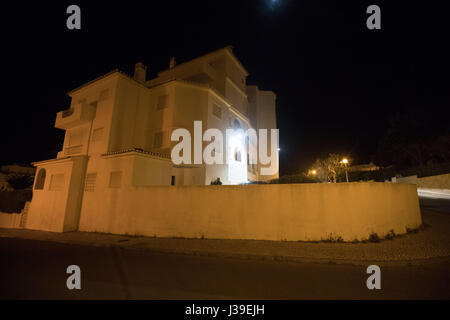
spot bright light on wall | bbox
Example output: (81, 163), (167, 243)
(227, 130), (247, 184)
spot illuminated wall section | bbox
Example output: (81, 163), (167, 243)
(227, 131), (247, 184)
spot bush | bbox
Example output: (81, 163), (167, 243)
(269, 174), (320, 184)
(6, 174), (34, 190)
(211, 177), (223, 185)
(0, 190), (32, 213)
(368, 233), (380, 243)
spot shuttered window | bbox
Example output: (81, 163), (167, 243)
(84, 173), (97, 192)
(49, 174), (64, 191)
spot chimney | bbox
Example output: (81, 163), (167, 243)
(134, 62), (147, 82)
(170, 57), (176, 69)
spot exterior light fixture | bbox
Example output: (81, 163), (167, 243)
(341, 158), (349, 182)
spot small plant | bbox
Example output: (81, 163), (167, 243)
(210, 177), (222, 185)
(368, 232), (380, 243)
(385, 229), (396, 240)
(406, 227), (417, 234)
(321, 234), (344, 243)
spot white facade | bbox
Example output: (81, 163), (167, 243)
(27, 47), (278, 232)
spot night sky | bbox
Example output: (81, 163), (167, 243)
(2, 1), (449, 174)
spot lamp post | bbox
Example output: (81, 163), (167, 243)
(342, 158), (349, 182)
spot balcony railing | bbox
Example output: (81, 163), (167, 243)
(55, 102), (96, 130)
(62, 108), (74, 118)
(65, 145), (83, 155)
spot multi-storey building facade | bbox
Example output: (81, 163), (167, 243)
(27, 47), (278, 232)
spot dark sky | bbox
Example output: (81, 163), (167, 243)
(2, 0), (449, 174)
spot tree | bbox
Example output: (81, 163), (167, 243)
(6, 174), (34, 190)
(310, 154), (347, 183)
(428, 132), (450, 163)
(375, 109), (432, 168)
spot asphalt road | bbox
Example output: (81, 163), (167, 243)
(0, 236), (449, 300)
(419, 196), (450, 215)
(1, 197), (449, 300)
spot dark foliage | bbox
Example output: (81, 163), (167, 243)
(211, 178), (223, 185)
(269, 174), (320, 184)
(376, 109), (450, 168)
(6, 174), (34, 190)
(0, 190), (32, 213)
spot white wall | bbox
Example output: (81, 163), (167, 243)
(0, 212), (22, 229)
(0, 202), (30, 229)
(78, 182), (421, 242)
(27, 156), (87, 232)
(418, 173), (450, 190)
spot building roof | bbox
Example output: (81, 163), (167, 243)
(67, 46), (249, 97)
(156, 46), (249, 77)
(67, 69), (148, 96)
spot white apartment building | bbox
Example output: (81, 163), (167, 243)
(27, 46), (278, 232)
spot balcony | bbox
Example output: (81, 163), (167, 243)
(55, 102), (96, 130)
(182, 62), (217, 84)
(64, 145), (83, 156)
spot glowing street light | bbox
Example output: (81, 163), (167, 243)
(341, 158), (349, 182)
(312, 170), (317, 175)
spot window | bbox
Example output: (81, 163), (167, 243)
(156, 95), (168, 110)
(212, 104), (222, 119)
(153, 132), (164, 148)
(34, 169), (46, 190)
(234, 149), (241, 162)
(92, 128), (103, 142)
(49, 174), (64, 191)
(68, 131), (83, 147)
(233, 119), (241, 129)
(84, 173), (97, 192)
(109, 171), (122, 188)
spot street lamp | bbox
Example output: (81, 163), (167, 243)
(312, 170), (317, 175)
(341, 158), (349, 182)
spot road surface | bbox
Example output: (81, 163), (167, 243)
(1, 197), (449, 300)
(0, 236), (449, 299)
(419, 195), (450, 215)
